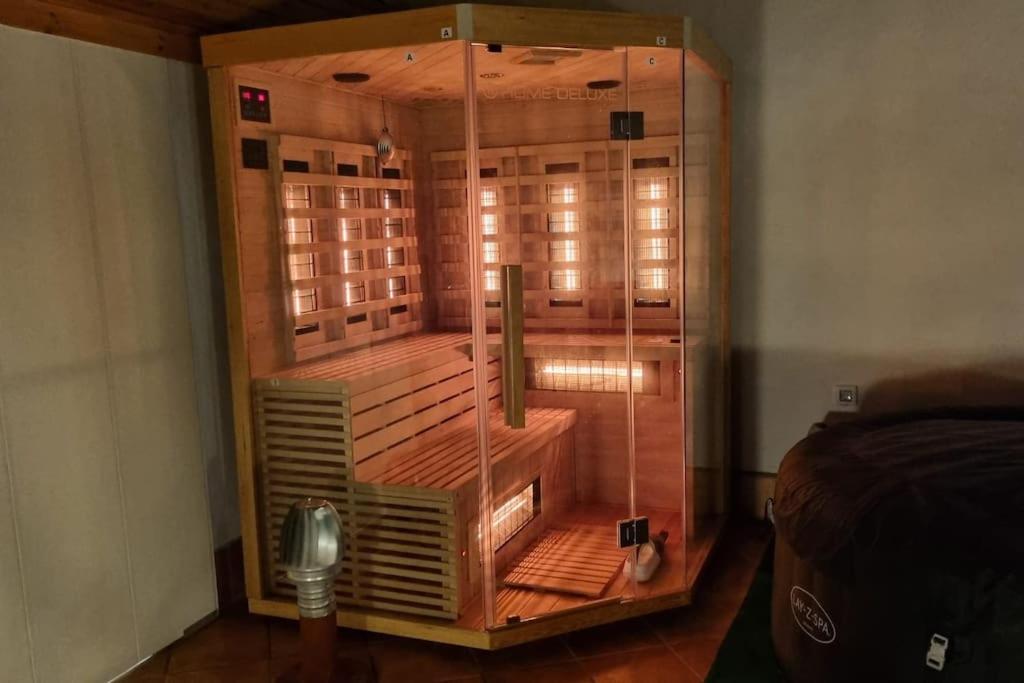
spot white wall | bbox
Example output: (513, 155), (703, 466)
(605, 0), (1024, 472)
(0, 25), (229, 681)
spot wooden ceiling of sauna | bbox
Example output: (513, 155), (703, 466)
(1, 0), (402, 62)
(254, 43), (681, 107)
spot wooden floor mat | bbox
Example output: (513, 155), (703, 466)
(502, 526), (629, 598)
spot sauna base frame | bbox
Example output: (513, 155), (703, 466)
(244, 516), (727, 650)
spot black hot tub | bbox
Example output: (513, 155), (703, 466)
(771, 408), (1024, 683)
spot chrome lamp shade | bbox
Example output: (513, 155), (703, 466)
(279, 498), (345, 619)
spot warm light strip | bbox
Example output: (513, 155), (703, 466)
(540, 363), (643, 379)
(477, 482), (536, 549)
(529, 359), (646, 393)
(481, 213), (498, 235)
(492, 496), (528, 528)
(483, 242), (500, 264)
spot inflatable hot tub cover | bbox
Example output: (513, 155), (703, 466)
(772, 407), (1024, 683)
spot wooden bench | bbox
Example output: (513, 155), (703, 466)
(251, 332), (577, 620)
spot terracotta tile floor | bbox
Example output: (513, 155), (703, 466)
(120, 523), (770, 683)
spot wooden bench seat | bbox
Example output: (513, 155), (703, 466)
(366, 407), (577, 489)
(253, 331), (579, 621)
(265, 332), (471, 390)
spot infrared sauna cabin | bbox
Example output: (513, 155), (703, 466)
(202, 4), (731, 649)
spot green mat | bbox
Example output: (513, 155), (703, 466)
(705, 539), (787, 682)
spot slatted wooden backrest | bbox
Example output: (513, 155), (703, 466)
(272, 134), (423, 363)
(430, 135), (694, 332)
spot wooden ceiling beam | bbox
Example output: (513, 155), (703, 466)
(42, 0), (214, 33)
(1, 0), (199, 61)
(0, 0), (408, 63)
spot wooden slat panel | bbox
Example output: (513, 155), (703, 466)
(286, 236), (417, 255)
(281, 171), (412, 189)
(283, 206), (415, 220)
(293, 292), (423, 326)
(432, 135), (689, 332)
(367, 407), (576, 490)
(272, 133), (421, 364)
(293, 321), (425, 363)
(267, 332), (469, 382)
(352, 375), (500, 463)
(255, 378), (459, 620)
(502, 526), (629, 598)
(290, 264), (421, 290)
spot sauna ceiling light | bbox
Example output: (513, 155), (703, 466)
(333, 72), (370, 83)
(377, 98), (395, 166)
(587, 79), (622, 90)
(480, 72), (504, 79)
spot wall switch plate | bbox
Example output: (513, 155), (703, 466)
(833, 384), (859, 411)
(240, 138), (268, 169)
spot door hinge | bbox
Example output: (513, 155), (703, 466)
(617, 516), (650, 548)
(610, 111), (645, 140)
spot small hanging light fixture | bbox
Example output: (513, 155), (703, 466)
(377, 98), (396, 166)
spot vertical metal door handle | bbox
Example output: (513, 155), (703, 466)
(500, 265), (525, 428)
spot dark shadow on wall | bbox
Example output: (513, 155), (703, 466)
(734, 346), (1024, 476)
(859, 363), (1024, 415)
(183, 65), (241, 552)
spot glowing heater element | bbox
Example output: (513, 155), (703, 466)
(550, 239), (579, 263)
(482, 242), (500, 264)
(549, 269), (580, 290)
(530, 359), (645, 393)
(635, 267), (669, 290)
(481, 213), (498, 235)
(478, 481), (538, 550)
(345, 281), (365, 305)
(541, 362), (642, 379)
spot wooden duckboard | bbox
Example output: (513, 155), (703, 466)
(502, 525), (629, 598)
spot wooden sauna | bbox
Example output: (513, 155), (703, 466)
(202, 4), (731, 648)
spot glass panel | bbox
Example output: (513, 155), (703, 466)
(625, 46), (688, 600)
(470, 43), (631, 628)
(683, 54), (729, 583)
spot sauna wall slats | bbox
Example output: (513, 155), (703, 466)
(431, 135), (701, 331)
(273, 134), (423, 364)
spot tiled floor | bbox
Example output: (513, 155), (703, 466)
(121, 523), (769, 683)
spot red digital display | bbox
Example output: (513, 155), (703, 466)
(238, 85), (271, 123)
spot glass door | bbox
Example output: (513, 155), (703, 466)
(624, 46), (690, 600)
(465, 42), (637, 628)
(622, 47), (730, 596)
